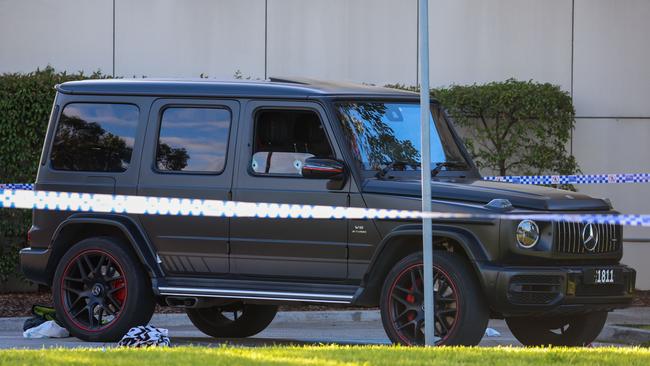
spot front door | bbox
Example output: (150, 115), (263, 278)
(230, 101), (349, 280)
(137, 98), (239, 275)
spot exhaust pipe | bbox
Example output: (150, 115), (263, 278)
(165, 296), (198, 308)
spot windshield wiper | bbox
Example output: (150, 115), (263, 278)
(431, 161), (469, 177)
(376, 161), (414, 180)
(377, 161), (468, 179)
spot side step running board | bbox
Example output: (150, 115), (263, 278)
(157, 286), (354, 304)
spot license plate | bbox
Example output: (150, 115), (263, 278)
(584, 268), (621, 285)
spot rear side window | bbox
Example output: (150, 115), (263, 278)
(156, 107), (231, 173)
(50, 103), (139, 172)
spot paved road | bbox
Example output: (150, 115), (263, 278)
(0, 312), (518, 349)
(2, 308), (648, 349)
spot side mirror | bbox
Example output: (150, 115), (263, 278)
(301, 158), (347, 189)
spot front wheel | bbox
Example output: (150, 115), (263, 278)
(506, 312), (608, 346)
(380, 251), (489, 346)
(186, 303), (278, 338)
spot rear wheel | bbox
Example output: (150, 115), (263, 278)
(52, 237), (155, 342)
(506, 311), (608, 346)
(186, 303), (278, 338)
(380, 251), (489, 346)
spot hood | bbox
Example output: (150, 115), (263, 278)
(362, 178), (611, 211)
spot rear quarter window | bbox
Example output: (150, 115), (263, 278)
(50, 103), (139, 172)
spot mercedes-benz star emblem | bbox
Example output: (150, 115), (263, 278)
(91, 284), (103, 297)
(582, 223), (599, 251)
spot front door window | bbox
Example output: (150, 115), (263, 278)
(251, 109), (334, 176)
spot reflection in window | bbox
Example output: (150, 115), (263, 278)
(156, 108), (231, 173)
(251, 109), (333, 176)
(335, 102), (466, 171)
(50, 103), (139, 172)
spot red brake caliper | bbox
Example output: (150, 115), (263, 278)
(112, 279), (126, 304)
(406, 281), (416, 321)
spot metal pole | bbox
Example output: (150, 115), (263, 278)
(418, 0), (435, 346)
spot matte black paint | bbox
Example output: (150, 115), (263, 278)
(20, 78), (635, 317)
(363, 178), (611, 211)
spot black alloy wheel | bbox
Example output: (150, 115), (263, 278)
(380, 251), (489, 346)
(387, 263), (459, 344)
(53, 237), (155, 341)
(59, 249), (127, 331)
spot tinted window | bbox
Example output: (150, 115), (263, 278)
(50, 103), (139, 172)
(156, 107), (231, 173)
(251, 109), (333, 176)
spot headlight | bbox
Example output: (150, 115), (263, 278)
(516, 220), (540, 248)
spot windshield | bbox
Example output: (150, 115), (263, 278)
(334, 102), (468, 173)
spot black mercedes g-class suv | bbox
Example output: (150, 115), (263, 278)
(20, 78), (635, 346)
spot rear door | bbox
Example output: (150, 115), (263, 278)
(137, 98), (239, 276)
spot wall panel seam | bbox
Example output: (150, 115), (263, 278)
(575, 116), (650, 120)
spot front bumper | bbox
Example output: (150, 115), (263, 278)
(478, 263), (636, 317)
(19, 247), (51, 285)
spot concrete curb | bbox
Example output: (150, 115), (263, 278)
(0, 317), (29, 332)
(0, 310), (382, 332)
(598, 325), (650, 345)
(270, 310), (381, 324)
(148, 310), (382, 328)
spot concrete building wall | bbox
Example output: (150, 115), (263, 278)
(573, 0), (650, 118)
(0, 0), (113, 74)
(266, 0), (417, 85)
(1, 0), (649, 288)
(570, 0), (650, 289)
(427, 0), (573, 90)
(114, 0), (266, 79)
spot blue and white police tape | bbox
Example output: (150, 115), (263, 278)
(483, 173), (650, 185)
(2, 188), (650, 227)
(5, 173), (650, 191)
(0, 183), (34, 190)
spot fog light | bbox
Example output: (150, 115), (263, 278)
(516, 220), (540, 248)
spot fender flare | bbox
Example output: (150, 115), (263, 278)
(48, 213), (164, 280)
(355, 223), (492, 306)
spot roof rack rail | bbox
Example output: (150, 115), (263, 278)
(267, 77), (312, 85)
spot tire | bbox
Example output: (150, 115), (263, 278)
(506, 311), (608, 346)
(52, 237), (155, 342)
(380, 251), (489, 346)
(186, 303), (278, 338)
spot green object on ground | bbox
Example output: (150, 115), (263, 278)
(32, 305), (57, 321)
(0, 346), (649, 366)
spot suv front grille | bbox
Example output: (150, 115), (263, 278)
(553, 222), (621, 254)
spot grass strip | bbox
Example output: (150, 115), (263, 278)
(1, 345), (650, 366)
